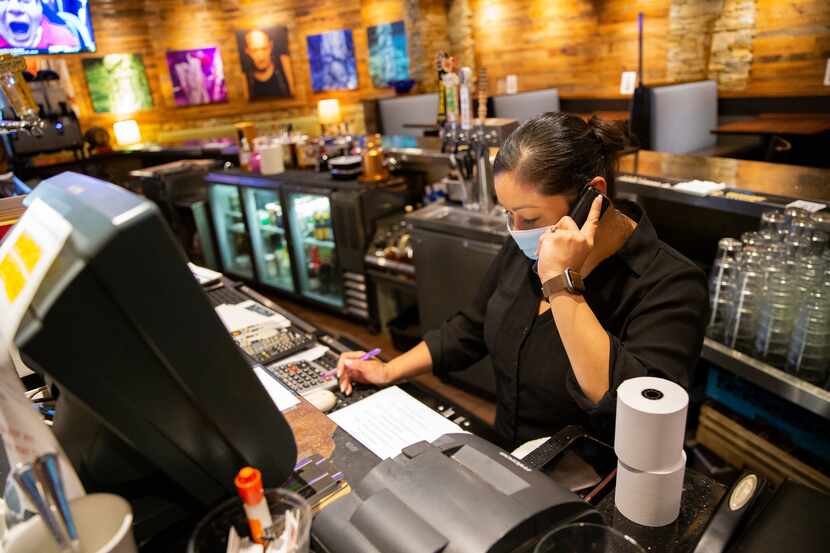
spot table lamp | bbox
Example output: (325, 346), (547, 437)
(318, 99), (344, 136)
(113, 119), (141, 146)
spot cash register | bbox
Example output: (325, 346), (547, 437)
(14, 172), (601, 550)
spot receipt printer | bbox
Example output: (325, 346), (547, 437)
(312, 433), (601, 553)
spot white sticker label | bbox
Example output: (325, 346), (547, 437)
(824, 59), (830, 86)
(506, 74), (518, 95)
(787, 199), (827, 213)
(620, 71), (637, 95)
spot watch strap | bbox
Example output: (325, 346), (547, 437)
(542, 268), (585, 297)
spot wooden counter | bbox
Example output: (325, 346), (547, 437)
(619, 150), (830, 203)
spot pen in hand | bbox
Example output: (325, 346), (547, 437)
(324, 348), (381, 380)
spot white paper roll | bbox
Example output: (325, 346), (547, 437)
(615, 451), (686, 527)
(614, 376), (688, 472)
(260, 144), (285, 175)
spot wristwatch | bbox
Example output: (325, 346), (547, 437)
(542, 268), (585, 297)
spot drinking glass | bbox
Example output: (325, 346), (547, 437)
(534, 523), (645, 553)
(760, 210), (787, 238)
(726, 265), (765, 354)
(707, 238), (742, 341)
(810, 211), (830, 235)
(784, 206), (809, 226)
(789, 218), (816, 240)
(809, 231), (829, 256)
(787, 290), (830, 386)
(755, 271), (799, 369)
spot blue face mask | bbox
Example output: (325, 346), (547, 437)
(507, 223), (552, 260)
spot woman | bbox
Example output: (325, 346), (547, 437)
(337, 113), (708, 449)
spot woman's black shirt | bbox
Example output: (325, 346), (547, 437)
(423, 202), (709, 449)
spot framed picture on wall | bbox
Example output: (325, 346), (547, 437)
(367, 21), (409, 88)
(235, 26), (294, 99)
(166, 47), (227, 106)
(82, 54), (153, 114)
(306, 29), (358, 92)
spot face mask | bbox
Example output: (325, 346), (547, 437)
(507, 222), (551, 260)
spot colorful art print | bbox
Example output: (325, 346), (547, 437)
(166, 47), (227, 106)
(306, 29), (358, 92)
(367, 21), (409, 88)
(235, 26), (294, 99)
(82, 54), (152, 114)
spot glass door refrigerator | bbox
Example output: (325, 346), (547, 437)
(208, 184), (255, 279)
(284, 188), (344, 308)
(242, 187), (295, 293)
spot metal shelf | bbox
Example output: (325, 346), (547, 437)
(702, 337), (830, 421)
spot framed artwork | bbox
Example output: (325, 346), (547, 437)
(367, 21), (409, 88)
(82, 54), (152, 114)
(166, 47), (227, 106)
(236, 26), (294, 99)
(306, 29), (358, 92)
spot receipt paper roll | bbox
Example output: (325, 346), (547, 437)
(614, 376), (688, 471)
(615, 451), (686, 527)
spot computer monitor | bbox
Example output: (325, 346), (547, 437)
(14, 173), (297, 518)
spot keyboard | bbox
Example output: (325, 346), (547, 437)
(206, 285), (249, 307)
(267, 351), (340, 395)
(232, 325), (315, 366)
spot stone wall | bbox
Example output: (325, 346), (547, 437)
(667, 0), (756, 91)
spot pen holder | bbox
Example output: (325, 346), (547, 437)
(188, 488), (311, 553)
(3, 493), (136, 553)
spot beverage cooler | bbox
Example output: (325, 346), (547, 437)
(203, 170), (409, 321)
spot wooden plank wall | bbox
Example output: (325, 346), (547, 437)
(470, 0), (830, 99)
(31, 0), (830, 142)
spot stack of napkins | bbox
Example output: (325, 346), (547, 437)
(672, 180), (726, 196)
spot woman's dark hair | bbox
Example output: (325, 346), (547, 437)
(493, 112), (629, 199)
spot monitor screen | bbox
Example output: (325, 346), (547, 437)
(0, 1), (95, 55)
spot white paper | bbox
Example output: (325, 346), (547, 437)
(215, 301), (290, 332)
(188, 262), (222, 286)
(673, 180), (726, 196)
(620, 71), (637, 95)
(0, 198), (85, 498)
(614, 377), (688, 472)
(615, 451), (686, 527)
(786, 199), (827, 213)
(328, 386), (467, 460)
(824, 59), (830, 86)
(253, 366), (300, 412)
(511, 436), (550, 460)
(505, 75), (518, 95)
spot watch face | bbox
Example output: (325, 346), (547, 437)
(564, 268), (586, 293)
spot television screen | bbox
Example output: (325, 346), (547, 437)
(0, 0), (95, 55)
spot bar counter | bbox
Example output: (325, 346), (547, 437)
(620, 150), (830, 203)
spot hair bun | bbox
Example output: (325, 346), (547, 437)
(587, 116), (628, 157)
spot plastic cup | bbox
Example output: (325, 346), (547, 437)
(534, 523), (645, 553)
(188, 488), (311, 553)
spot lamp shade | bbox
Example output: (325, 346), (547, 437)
(317, 99), (342, 125)
(113, 120), (141, 146)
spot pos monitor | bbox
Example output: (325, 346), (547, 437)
(13, 173), (297, 520)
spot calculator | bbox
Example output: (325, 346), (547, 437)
(231, 325), (315, 366)
(267, 351), (340, 395)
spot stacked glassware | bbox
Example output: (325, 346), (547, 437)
(708, 208), (830, 389)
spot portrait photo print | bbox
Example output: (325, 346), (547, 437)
(236, 25), (294, 100)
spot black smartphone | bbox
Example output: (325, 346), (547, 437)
(569, 185), (611, 228)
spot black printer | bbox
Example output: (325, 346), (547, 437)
(312, 433), (601, 553)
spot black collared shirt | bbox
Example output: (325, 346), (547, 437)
(423, 202), (708, 449)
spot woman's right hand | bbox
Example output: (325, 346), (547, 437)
(336, 351), (391, 396)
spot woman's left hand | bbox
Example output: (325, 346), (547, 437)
(537, 195), (604, 283)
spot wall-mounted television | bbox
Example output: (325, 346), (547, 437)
(0, 0), (95, 56)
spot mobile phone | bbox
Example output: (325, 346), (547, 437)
(569, 185), (611, 227)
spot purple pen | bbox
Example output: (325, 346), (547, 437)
(323, 348), (381, 379)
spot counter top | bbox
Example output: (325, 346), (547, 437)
(619, 150), (830, 203)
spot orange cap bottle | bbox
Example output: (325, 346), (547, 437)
(235, 467), (272, 544)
